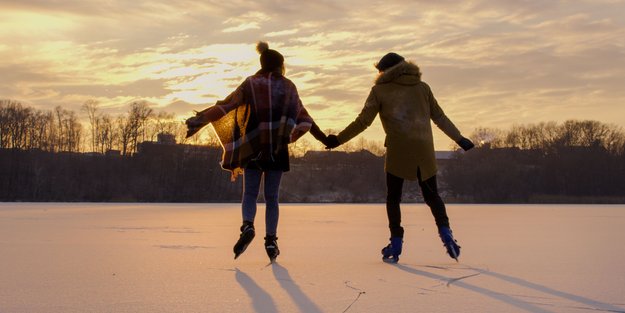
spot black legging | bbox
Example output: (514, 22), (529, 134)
(386, 171), (450, 238)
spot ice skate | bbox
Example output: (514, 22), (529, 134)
(264, 235), (280, 263)
(233, 222), (255, 259)
(381, 237), (403, 264)
(439, 227), (461, 261)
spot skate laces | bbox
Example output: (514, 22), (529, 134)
(264, 236), (278, 247)
(240, 222), (254, 233)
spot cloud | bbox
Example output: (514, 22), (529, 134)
(222, 11), (270, 33)
(265, 29), (299, 38)
(2, 0), (625, 149)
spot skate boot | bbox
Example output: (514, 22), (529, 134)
(233, 221), (255, 259)
(381, 237), (403, 263)
(264, 235), (280, 263)
(439, 227), (461, 261)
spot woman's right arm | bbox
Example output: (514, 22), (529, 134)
(185, 82), (246, 138)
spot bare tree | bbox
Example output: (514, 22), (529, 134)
(2, 101), (32, 149)
(290, 138), (312, 158)
(98, 114), (115, 153)
(115, 101), (154, 155)
(0, 100), (10, 148)
(52, 106), (83, 152)
(128, 101), (153, 153)
(470, 127), (504, 148)
(82, 100), (100, 153)
(117, 114), (131, 156)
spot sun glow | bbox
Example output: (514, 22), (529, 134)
(0, 10), (76, 38)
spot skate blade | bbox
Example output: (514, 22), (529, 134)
(382, 256), (399, 264)
(266, 251), (279, 263)
(233, 243), (251, 259)
(444, 243), (460, 262)
(449, 250), (458, 261)
(233, 230), (255, 259)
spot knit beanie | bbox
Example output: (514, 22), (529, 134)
(375, 52), (405, 71)
(256, 41), (284, 71)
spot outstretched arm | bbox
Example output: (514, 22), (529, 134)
(185, 84), (245, 138)
(426, 83), (474, 151)
(334, 89), (380, 146)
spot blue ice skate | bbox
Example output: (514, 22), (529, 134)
(439, 227), (461, 261)
(381, 237), (403, 264)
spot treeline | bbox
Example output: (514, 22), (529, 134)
(0, 100), (379, 156)
(0, 146), (239, 202)
(0, 146), (388, 202)
(0, 100), (83, 152)
(2, 100), (625, 203)
(0, 99), (211, 155)
(0, 99), (391, 203)
(441, 120), (625, 203)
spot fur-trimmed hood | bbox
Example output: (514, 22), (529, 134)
(375, 61), (422, 85)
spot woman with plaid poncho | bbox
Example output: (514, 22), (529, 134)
(185, 42), (328, 262)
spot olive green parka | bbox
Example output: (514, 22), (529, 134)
(337, 61), (464, 181)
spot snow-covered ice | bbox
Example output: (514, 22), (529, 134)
(1, 203), (624, 313)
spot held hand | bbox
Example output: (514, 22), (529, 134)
(456, 137), (475, 151)
(324, 135), (341, 149)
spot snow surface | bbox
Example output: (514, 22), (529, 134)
(1, 203), (624, 313)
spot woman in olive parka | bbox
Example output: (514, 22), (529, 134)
(326, 52), (474, 263)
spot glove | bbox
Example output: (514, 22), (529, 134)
(324, 135), (341, 149)
(456, 137), (475, 151)
(185, 115), (207, 138)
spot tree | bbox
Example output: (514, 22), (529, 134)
(98, 114), (115, 153)
(117, 101), (154, 155)
(82, 100), (100, 152)
(53, 106), (82, 152)
(469, 127), (504, 148)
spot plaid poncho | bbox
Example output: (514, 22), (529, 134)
(200, 72), (313, 180)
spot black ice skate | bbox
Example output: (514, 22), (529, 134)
(264, 235), (280, 263)
(233, 222), (255, 259)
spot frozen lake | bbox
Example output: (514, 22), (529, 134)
(1, 203), (624, 313)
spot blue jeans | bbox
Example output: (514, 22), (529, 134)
(242, 169), (283, 236)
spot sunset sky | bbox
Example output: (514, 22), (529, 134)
(2, 0), (625, 149)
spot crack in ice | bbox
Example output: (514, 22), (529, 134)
(342, 281), (366, 313)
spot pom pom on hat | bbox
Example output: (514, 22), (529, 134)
(256, 41), (284, 71)
(256, 41), (269, 54)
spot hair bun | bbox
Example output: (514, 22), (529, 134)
(256, 41), (269, 54)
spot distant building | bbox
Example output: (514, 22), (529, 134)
(157, 133), (176, 145)
(302, 150), (457, 162)
(105, 149), (121, 157)
(136, 133), (221, 159)
(435, 150), (457, 168)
